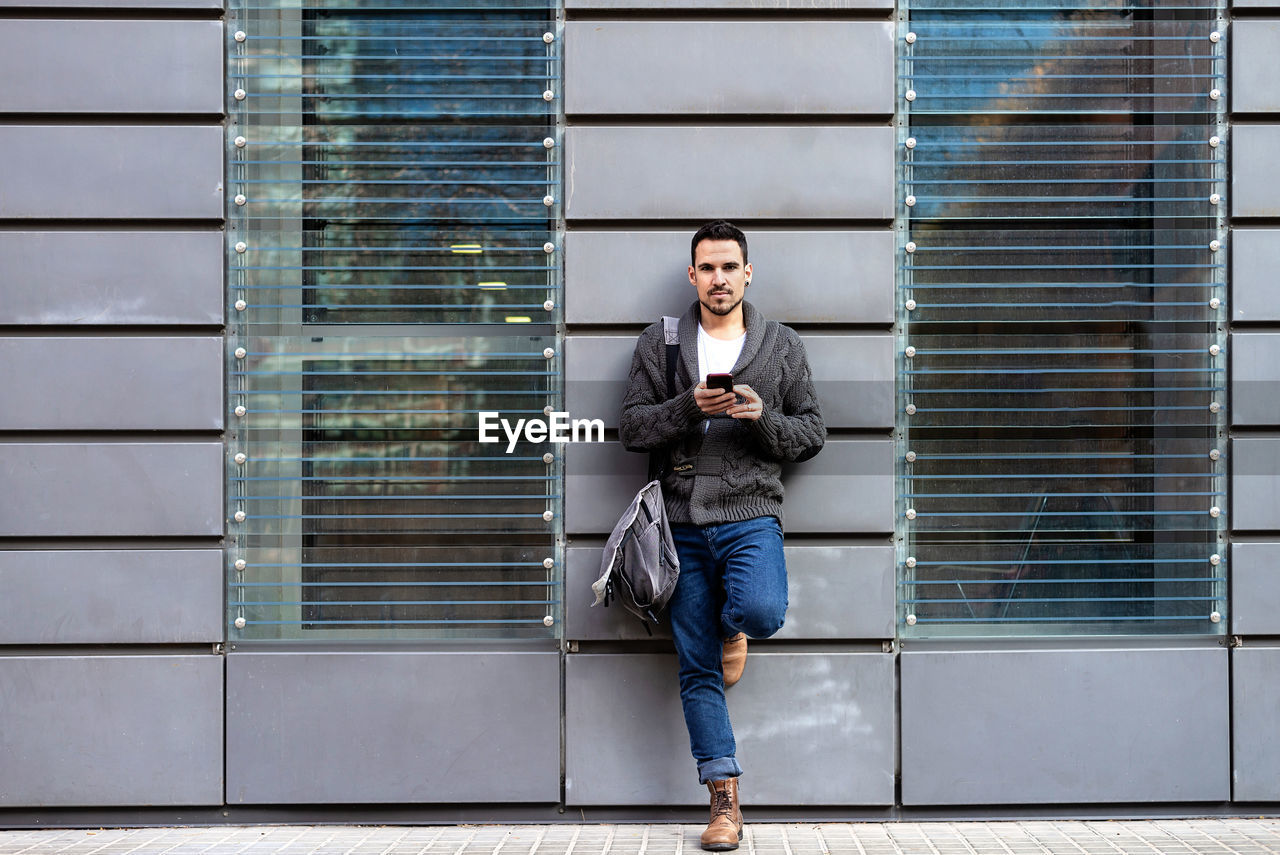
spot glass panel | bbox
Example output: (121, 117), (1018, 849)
(227, 0), (561, 640)
(897, 1), (1228, 637)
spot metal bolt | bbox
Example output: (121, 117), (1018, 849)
(234, 299), (247, 311)
(542, 90), (555, 102)
(234, 405), (247, 417)
(543, 405), (554, 416)
(905, 508), (917, 520)
(543, 137), (555, 149)
(234, 136), (247, 148)
(234, 558), (247, 571)
(234, 347), (247, 359)
(1209, 401), (1221, 413)
(905, 345), (917, 358)
(1209, 135), (1221, 148)
(905, 241), (917, 253)
(905, 32), (917, 44)
(233, 88), (247, 101)
(905, 299), (917, 311)
(906, 556), (917, 568)
(543, 347), (555, 359)
(1210, 611), (1222, 623)
(905, 403), (917, 415)
(1210, 239), (1221, 252)
(1210, 297), (1222, 309)
(905, 89), (917, 102)
(905, 195), (917, 207)
(1210, 553), (1222, 566)
(234, 194), (247, 206)
(1209, 448), (1221, 461)
(1210, 344), (1221, 356)
(543, 299), (555, 311)
(1209, 193), (1221, 205)
(234, 616), (247, 629)
(234, 30), (246, 42)
(543, 195), (555, 207)
(543, 32), (555, 43)
(543, 242), (556, 254)
(905, 450), (917, 462)
(235, 241), (247, 253)
(906, 614), (918, 626)
(542, 510), (554, 522)
(543, 615), (555, 627)
(543, 557), (555, 569)
(1209, 30), (1222, 43)
(905, 137), (917, 149)
(234, 452), (247, 465)
(1209, 88), (1222, 101)
(1209, 506), (1222, 518)
(543, 452), (554, 464)
(233, 510), (247, 523)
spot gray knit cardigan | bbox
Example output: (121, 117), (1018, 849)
(618, 300), (826, 528)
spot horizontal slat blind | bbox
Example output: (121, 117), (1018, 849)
(227, 0), (562, 639)
(897, 0), (1228, 636)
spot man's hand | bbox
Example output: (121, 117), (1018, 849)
(726, 384), (764, 421)
(694, 382), (737, 416)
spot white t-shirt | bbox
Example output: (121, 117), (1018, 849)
(697, 323), (746, 383)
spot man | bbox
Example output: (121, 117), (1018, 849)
(618, 221), (826, 850)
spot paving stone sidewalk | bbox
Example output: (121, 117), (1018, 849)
(4, 821), (1280, 855)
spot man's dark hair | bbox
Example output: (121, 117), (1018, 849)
(691, 220), (748, 267)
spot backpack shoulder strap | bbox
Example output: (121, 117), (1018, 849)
(661, 315), (680, 400)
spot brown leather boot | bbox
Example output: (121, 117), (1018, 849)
(700, 777), (743, 851)
(722, 633), (747, 688)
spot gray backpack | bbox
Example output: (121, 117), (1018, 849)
(591, 316), (682, 628)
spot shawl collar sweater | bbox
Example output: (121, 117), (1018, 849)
(619, 300), (826, 527)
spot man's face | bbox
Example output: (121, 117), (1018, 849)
(689, 239), (752, 318)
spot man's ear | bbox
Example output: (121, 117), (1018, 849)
(744, 262), (753, 286)
(688, 265), (697, 287)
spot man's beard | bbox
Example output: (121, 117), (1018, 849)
(701, 291), (743, 316)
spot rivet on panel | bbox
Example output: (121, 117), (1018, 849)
(234, 453), (247, 465)
(543, 510), (555, 522)
(905, 89), (917, 102)
(1209, 506), (1222, 518)
(542, 90), (555, 101)
(543, 195), (555, 207)
(905, 299), (917, 311)
(1209, 239), (1221, 252)
(543, 452), (554, 464)
(234, 299), (247, 311)
(234, 559), (247, 571)
(1209, 30), (1221, 43)
(233, 510), (247, 523)
(234, 30), (246, 42)
(906, 556), (917, 568)
(543, 137), (555, 149)
(234, 616), (247, 629)
(1209, 193), (1221, 205)
(1209, 401), (1221, 413)
(543, 557), (555, 569)
(1209, 344), (1221, 356)
(543, 405), (554, 416)
(905, 403), (917, 415)
(1209, 88), (1222, 101)
(234, 347), (247, 359)
(906, 614), (918, 626)
(1210, 553), (1222, 566)
(905, 195), (917, 207)
(905, 32), (917, 44)
(1209, 135), (1221, 148)
(234, 136), (247, 148)
(905, 450), (917, 462)
(543, 615), (555, 626)
(233, 89), (247, 101)
(543, 32), (555, 43)
(905, 345), (917, 358)
(905, 137), (917, 149)
(235, 241), (247, 253)
(905, 508), (917, 520)
(1210, 297), (1222, 309)
(543, 242), (556, 253)
(905, 241), (917, 253)
(1210, 611), (1222, 623)
(543, 347), (555, 359)
(1209, 448), (1221, 461)
(543, 300), (555, 311)
(234, 194), (247, 206)
(234, 405), (247, 417)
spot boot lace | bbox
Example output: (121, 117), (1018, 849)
(711, 784), (734, 818)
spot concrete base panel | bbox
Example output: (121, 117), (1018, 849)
(1232, 645), (1280, 801)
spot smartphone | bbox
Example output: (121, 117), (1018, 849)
(706, 373), (735, 394)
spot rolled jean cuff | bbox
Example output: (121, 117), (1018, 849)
(697, 756), (743, 785)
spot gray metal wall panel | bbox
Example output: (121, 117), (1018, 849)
(0, 443), (223, 537)
(0, 126), (223, 219)
(565, 543), (894, 641)
(566, 439), (893, 535)
(0, 231), (223, 326)
(1233, 645), (1280, 801)
(0, 550), (222, 644)
(1230, 543), (1280, 636)
(565, 22), (893, 116)
(226, 651), (560, 804)
(1231, 125), (1280, 219)
(564, 231), (894, 326)
(565, 127), (894, 221)
(1231, 333), (1280, 426)
(1233, 21), (1280, 113)
(565, 334), (893, 432)
(567, 0), (890, 8)
(0, 654), (223, 806)
(900, 647), (1230, 805)
(1231, 437), (1280, 531)
(0, 21), (222, 114)
(0, 337), (223, 430)
(565, 652), (895, 806)
(1232, 229), (1280, 323)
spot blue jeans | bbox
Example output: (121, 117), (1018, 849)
(668, 516), (788, 784)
